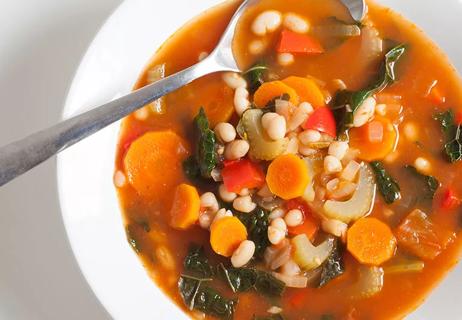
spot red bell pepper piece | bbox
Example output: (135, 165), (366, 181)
(277, 29), (324, 54)
(441, 187), (461, 210)
(302, 107), (337, 137)
(221, 159), (265, 193)
(285, 199), (319, 240)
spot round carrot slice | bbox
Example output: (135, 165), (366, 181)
(282, 76), (325, 108)
(210, 216), (247, 257)
(347, 217), (397, 266)
(266, 154), (310, 200)
(253, 81), (299, 107)
(169, 184), (200, 230)
(349, 116), (398, 161)
(124, 131), (190, 199)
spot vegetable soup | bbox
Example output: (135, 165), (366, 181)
(114, 0), (462, 319)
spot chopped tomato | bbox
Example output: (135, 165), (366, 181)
(286, 199), (319, 240)
(366, 120), (384, 143)
(221, 159), (265, 193)
(277, 29), (324, 54)
(303, 107), (337, 137)
(441, 187), (461, 210)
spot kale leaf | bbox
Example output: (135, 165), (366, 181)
(330, 44), (406, 134)
(125, 224), (141, 253)
(178, 275), (236, 319)
(243, 62), (268, 93)
(194, 108), (218, 178)
(218, 264), (257, 292)
(219, 264), (285, 297)
(319, 240), (345, 287)
(236, 207), (271, 258)
(184, 245), (214, 278)
(405, 165), (440, 200)
(370, 161), (401, 204)
(433, 109), (462, 162)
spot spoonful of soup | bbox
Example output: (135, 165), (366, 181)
(0, 0), (365, 187)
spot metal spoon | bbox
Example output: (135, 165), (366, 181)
(0, 0), (365, 187)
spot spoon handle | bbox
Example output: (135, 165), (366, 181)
(0, 57), (223, 187)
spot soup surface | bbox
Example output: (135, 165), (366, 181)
(115, 0), (462, 319)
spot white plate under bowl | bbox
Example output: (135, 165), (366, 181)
(57, 0), (462, 319)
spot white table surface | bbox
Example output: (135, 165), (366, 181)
(0, 0), (121, 319)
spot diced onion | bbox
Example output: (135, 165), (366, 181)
(272, 272), (308, 288)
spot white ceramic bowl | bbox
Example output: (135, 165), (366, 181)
(57, 0), (462, 319)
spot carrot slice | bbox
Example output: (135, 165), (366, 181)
(210, 216), (247, 257)
(282, 76), (325, 108)
(169, 184), (200, 230)
(347, 217), (397, 266)
(266, 154), (310, 200)
(253, 81), (299, 107)
(124, 131), (190, 198)
(349, 116), (398, 161)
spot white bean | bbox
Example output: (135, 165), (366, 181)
(219, 184), (237, 203)
(326, 178), (340, 193)
(249, 39), (267, 55)
(199, 211), (214, 229)
(268, 226), (285, 245)
(328, 141), (349, 160)
(322, 219), (348, 238)
(280, 259), (301, 276)
(271, 217), (288, 234)
(252, 10), (282, 36)
(234, 87), (250, 116)
(324, 155), (343, 174)
(277, 53), (294, 66)
(375, 103), (387, 116)
(231, 240), (255, 268)
(298, 129), (321, 144)
(223, 72), (247, 89)
(298, 145), (317, 156)
(265, 115), (287, 140)
(262, 112), (279, 130)
(353, 97), (376, 127)
(213, 208), (233, 224)
(284, 209), (304, 227)
(225, 140), (250, 160)
(233, 195), (257, 213)
(403, 122), (419, 141)
(200, 192), (219, 213)
(283, 13), (310, 34)
(214, 122), (236, 143)
(269, 208), (286, 220)
(414, 157), (431, 174)
(238, 188), (251, 196)
(113, 170), (126, 188)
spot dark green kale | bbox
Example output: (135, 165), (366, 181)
(433, 109), (462, 162)
(404, 165), (440, 200)
(243, 62), (268, 93)
(219, 264), (285, 297)
(218, 264), (258, 293)
(194, 107), (218, 178)
(319, 240), (345, 287)
(330, 44), (407, 134)
(178, 275), (236, 319)
(370, 161), (401, 204)
(184, 245), (214, 278)
(236, 207), (271, 258)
